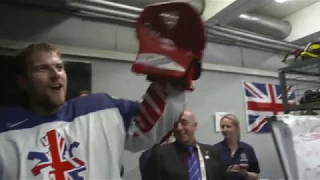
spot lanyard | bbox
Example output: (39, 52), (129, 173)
(196, 144), (207, 180)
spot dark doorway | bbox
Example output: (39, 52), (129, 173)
(0, 55), (19, 107)
(65, 61), (92, 100)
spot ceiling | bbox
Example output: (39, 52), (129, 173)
(107, 0), (205, 14)
(107, 0), (158, 8)
(1, 0), (319, 52)
(250, 0), (319, 19)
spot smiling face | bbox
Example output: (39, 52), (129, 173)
(220, 115), (240, 141)
(17, 45), (67, 114)
(173, 110), (197, 145)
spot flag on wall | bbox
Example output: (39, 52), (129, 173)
(243, 81), (295, 133)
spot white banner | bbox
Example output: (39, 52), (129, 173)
(280, 115), (320, 180)
(214, 112), (229, 132)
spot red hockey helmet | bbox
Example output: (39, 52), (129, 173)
(132, 1), (207, 90)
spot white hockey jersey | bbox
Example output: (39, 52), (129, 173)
(0, 82), (185, 180)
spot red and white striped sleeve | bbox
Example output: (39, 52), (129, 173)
(124, 81), (185, 152)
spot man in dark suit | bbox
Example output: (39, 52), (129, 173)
(140, 132), (175, 179)
(139, 143), (160, 179)
(144, 109), (229, 180)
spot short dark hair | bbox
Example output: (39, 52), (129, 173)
(14, 43), (61, 76)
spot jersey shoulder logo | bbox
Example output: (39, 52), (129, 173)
(27, 129), (86, 180)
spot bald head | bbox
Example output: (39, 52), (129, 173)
(174, 109), (198, 145)
(181, 109), (196, 122)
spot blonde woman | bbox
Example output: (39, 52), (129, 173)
(212, 114), (260, 180)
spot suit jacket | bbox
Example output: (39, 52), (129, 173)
(143, 142), (229, 180)
(139, 144), (160, 179)
(140, 148), (153, 174)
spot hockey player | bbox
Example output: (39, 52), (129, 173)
(0, 43), (185, 180)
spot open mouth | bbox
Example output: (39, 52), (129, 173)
(50, 84), (63, 91)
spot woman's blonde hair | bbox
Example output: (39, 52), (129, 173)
(220, 114), (241, 141)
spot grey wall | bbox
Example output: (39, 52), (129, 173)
(67, 57), (284, 180)
(0, 4), (288, 180)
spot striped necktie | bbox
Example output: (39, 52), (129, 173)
(187, 146), (201, 180)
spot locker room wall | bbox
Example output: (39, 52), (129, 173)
(0, 4), (289, 180)
(83, 58), (284, 180)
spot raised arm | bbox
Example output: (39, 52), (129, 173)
(124, 81), (185, 152)
(110, 81), (184, 152)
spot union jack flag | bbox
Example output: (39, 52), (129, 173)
(243, 81), (296, 133)
(27, 130), (86, 180)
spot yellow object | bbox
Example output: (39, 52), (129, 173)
(301, 42), (320, 59)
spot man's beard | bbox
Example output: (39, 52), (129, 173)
(41, 99), (63, 112)
(32, 93), (65, 115)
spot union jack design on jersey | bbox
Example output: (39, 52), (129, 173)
(27, 130), (86, 180)
(243, 81), (296, 133)
(0, 81), (186, 179)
